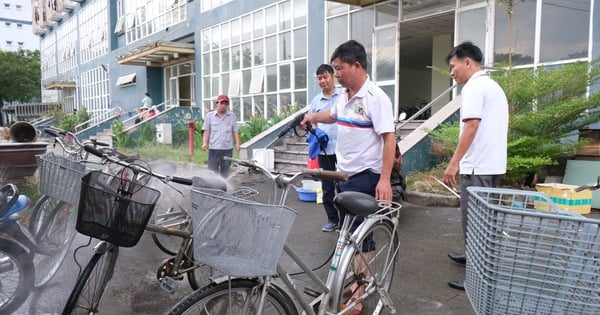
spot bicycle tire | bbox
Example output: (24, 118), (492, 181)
(0, 239), (34, 314)
(150, 206), (191, 256)
(29, 195), (76, 287)
(335, 220), (398, 314)
(166, 279), (298, 315)
(62, 243), (119, 315)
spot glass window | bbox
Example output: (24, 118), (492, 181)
(221, 48), (230, 72)
(294, 91), (307, 108)
(540, 0), (589, 62)
(280, 93), (292, 114)
(265, 35), (277, 64)
(265, 6), (277, 34)
(376, 3), (397, 26)
(203, 77), (210, 99)
(294, 0), (307, 27)
(203, 53), (211, 75)
(211, 25), (220, 50)
(231, 45), (241, 70)
(211, 51), (220, 73)
(351, 9), (374, 52)
(211, 76), (220, 96)
(254, 10), (264, 38)
(254, 95), (266, 117)
(266, 65), (277, 92)
(221, 22), (230, 47)
(327, 15), (348, 61)
(457, 7), (486, 64)
(242, 69), (251, 94)
(254, 39), (264, 66)
(231, 19), (241, 44)
(280, 31), (291, 61)
(375, 27), (395, 81)
(242, 15), (252, 41)
(494, 0), (535, 65)
(202, 28), (211, 51)
(242, 42), (252, 68)
(280, 1), (292, 31)
(293, 27), (306, 58)
(280, 64), (291, 90)
(267, 94), (277, 118)
(243, 96), (252, 120)
(294, 59), (307, 89)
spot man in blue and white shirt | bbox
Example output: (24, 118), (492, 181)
(308, 64), (340, 232)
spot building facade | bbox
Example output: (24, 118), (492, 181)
(0, 0), (39, 51)
(34, 0), (600, 128)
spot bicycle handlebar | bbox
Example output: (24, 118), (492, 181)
(224, 156), (348, 183)
(83, 145), (193, 186)
(574, 176), (600, 192)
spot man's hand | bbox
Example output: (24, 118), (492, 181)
(235, 143), (240, 151)
(202, 143), (208, 150)
(376, 178), (393, 201)
(443, 162), (458, 188)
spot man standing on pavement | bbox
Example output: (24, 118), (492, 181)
(442, 41), (509, 290)
(308, 64), (341, 232)
(202, 94), (241, 178)
(302, 39), (396, 314)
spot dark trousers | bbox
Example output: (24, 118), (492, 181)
(459, 174), (502, 244)
(318, 154), (338, 224)
(207, 149), (233, 178)
(338, 170), (380, 252)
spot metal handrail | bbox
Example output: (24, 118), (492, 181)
(74, 107), (121, 133)
(122, 100), (172, 127)
(396, 84), (457, 130)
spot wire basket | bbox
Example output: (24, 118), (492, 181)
(465, 187), (600, 315)
(37, 152), (88, 205)
(77, 171), (161, 247)
(191, 187), (297, 277)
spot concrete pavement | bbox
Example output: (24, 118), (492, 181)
(16, 162), (475, 314)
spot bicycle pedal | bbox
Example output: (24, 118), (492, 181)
(160, 277), (178, 294)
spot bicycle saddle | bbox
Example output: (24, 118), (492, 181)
(334, 191), (379, 216)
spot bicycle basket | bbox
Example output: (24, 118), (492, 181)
(465, 187), (600, 315)
(191, 187), (297, 277)
(77, 171), (161, 247)
(37, 152), (88, 205)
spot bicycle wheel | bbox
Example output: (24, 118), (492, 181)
(28, 195), (76, 287)
(0, 239), (34, 314)
(151, 206), (191, 256)
(167, 279), (298, 315)
(336, 220), (398, 314)
(63, 243), (119, 315)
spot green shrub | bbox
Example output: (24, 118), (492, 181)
(111, 119), (132, 148)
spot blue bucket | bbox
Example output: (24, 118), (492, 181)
(296, 187), (316, 202)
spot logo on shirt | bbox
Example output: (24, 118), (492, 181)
(354, 103), (366, 116)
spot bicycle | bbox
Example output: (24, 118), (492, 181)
(464, 176), (600, 315)
(61, 145), (224, 314)
(167, 156), (402, 315)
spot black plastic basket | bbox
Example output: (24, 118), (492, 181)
(77, 171), (161, 247)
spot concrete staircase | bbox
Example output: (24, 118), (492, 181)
(92, 128), (113, 147)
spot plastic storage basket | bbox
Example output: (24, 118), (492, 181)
(77, 171), (161, 247)
(191, 187), (297, 277)
(465, 187), (600, 315)
(37, 152), (88, 205)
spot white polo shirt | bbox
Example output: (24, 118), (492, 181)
(459, 70), (509, 175)
(330, 79), (394, 176)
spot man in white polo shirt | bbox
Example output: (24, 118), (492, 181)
(443, 41), (509, 291)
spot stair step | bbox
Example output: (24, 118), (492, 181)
(274, 158), (307, 166)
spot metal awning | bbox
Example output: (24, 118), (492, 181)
(117, 41), (195, 67)
(326, 0), (386, 6)
(44, 81), (76, 90)
(116, 73), (137, 86)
